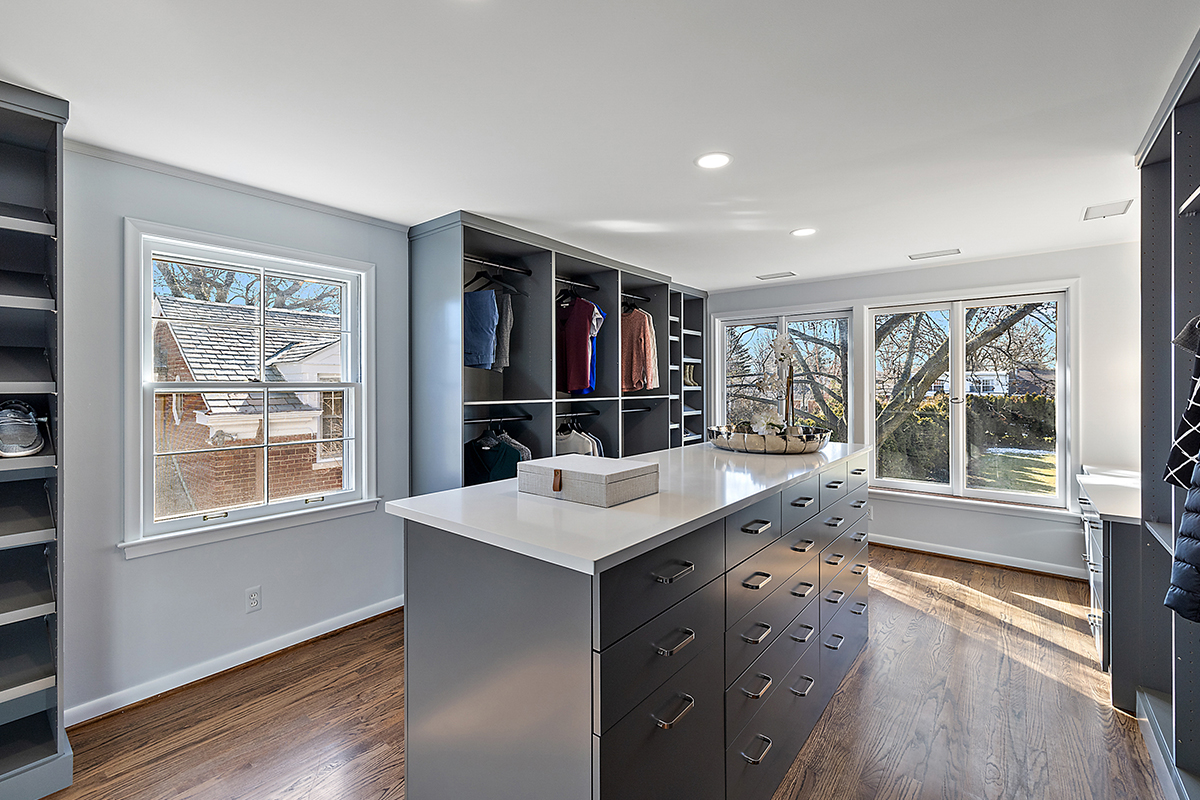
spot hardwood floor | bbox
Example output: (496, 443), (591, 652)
(50, 547), (1162, 800)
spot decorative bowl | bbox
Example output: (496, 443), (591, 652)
(707, 425), (832, 455)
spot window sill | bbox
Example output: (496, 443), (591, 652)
(118, 497), (380, 559)
(868, 487), (1079, 524)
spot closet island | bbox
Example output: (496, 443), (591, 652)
(386, 442), (872, 800)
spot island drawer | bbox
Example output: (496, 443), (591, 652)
(846, 451), (870, 489)
(598, 641), (724, 800)
(800, 501), (863, 563)
(726, 531), (812, 627)
(598, 519), (725, 650)
(781, 473), (821, 533)
(726, 492), (784, 568)
(819, 542), (868, 629)
(725, 560), (820, 686)
(819, 527), (867, 589)
(819, 461), (849, 507)
(817, 573), (868, 705)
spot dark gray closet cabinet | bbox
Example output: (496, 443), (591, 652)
(0, 80), (72, 800)
(408, 211), (707, 495)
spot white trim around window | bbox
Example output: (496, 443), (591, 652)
(120, 219), (379, 559)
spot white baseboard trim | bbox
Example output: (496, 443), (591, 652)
(65, 594), (404, 727)
(870, 534), (1086, 580)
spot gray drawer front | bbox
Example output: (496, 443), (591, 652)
(598, 577), (724, 734)
(781, 474), (821, 533)
(725, 598), (819, 746)
(818, 573), (868, 705)
(599, 519), (725, 650)
(819, 524), (866, 589)
(846, 452), (869, 488)
(725, 558), (820, 687)
(598, 641), (724, 800)
(820, 540), (868, 629)
(726, 644), (822, 800)
(726, 492), (784, 568)
(828, 483), (868, 526)
(726, 530), (813, 628)
(806, 496), (865, 560)
(819, 461), (849, 507)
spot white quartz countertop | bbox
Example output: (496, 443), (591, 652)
(1077, 467), (1141, 525)
(387, 442), (869, 574)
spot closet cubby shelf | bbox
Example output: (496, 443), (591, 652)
(682, 357), (702, 364)
(0, 618), (55, 706)
(0, 203), (54, 238)
(0, 270), (53, 312)
(557, 396), (619, 403)
(0, 546), (55, 627)
(682, 328), (702, 337)
(684, 385), (702, 391)
(0, 481), (54, 551)
(668, 315), (680, 323)
(0, 347), (54, 393)
(1180, 184), (1200, 217)
(0, 712), (57, 777)
(1145, 521), (1173, 554)
(0, 428), (56, 474)
(463, 399), (553, 406)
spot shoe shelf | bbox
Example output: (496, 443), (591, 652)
(0, 546), (55, 628)
(0, 482), (54, 551)
(0, 619), (55, 707)
(0, 348), (53, 393)
(0, 271), (53, 313)
(0, 429), (55, 474)
(0, 713), (57, 780)
(0, 204), (53, 239)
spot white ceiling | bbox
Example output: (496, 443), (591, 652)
(2, 1), (1198, 291)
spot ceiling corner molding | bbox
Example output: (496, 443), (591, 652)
(1135, 26), (1200, 167)
(63, 139), (410, 234)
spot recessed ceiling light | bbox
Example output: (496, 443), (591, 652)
(695, 152), (731, 169)
(756, 271), (795, 281)
(1082, 199), (1133, 220)
(790, 228), (817, 237)
(908, 248), (961, 261)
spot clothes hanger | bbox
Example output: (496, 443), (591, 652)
(464, 269), (529, 297)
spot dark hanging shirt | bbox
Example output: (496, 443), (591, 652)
(557, 298), (598, 393)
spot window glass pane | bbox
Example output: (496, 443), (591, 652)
(267, 442), (348, 503)
(153, 321), (262, 382)
(965, 300), (1058, 495)
(154, 391), (264, 453)
(264, 274), (344, 327)
(874, 309), (951, 484)
(264, 332), (345, 383)
(152, 260), (259, 318)
(724, 321), (779, 424)
(154, 449), (264, 522)
(786, 316), (849, 442)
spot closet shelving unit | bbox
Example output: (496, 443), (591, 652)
(0, 81), (71, 800)
(409, 211), (707, 494)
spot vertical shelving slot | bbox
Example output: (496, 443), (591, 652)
(555, 255), (620, 400)
(0, 230), (54, 312)
(554, 399), (619, 457)
(668, 291), (683, 447)
(621, 399), (670, 456)
(0, 545), (55, 627)
(619, 275), (670, 399)
(681, 294), (706, 444)
(0, 481), (54, 551)
(0, 394), (56, 474)
(0, 618), (55, 707)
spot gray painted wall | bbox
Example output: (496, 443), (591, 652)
(62, 149), (409, 724)
(709, 243), (1140, 577)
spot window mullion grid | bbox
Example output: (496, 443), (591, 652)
(949, 301), (966, 497)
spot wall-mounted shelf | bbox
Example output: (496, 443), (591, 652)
(0, 271), (53, 313)
(0, 430), (56, 473)
(0, 204), (53, 238)
(0, 348), (53, 393)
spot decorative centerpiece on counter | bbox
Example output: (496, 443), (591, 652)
(710, 330), (831, 454)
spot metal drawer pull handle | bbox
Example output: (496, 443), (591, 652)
(790, 674), (816, 697)
(741, 519), (772, 535)
(824, 517), (845, 528)
(741, 622), (772, 644)
(790, 623), (815, 643)
(741, 672), (773, 699)
(741, 734), (773, 765)
(825, 589), (845, 604)
(825, 553), (845, 566)
(850, 499), (867, 509)
(851, 531), (867, 543)
(824, 633), (845, 651)
(651, 560), (695, 584)
(651, 693), (695, 730)
(743, 572), (773, 590)
(790, 497), (814, 508)
(826, 480), (844, 489)
(654, 627), (696, 657)
(851, 468), (867, 476)
(850, 601), (867, 616)
(791, 581), (814, 598)
(791, 539), (816, 553)
(851, 563), (867, 576)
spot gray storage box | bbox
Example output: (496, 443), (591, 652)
(517, 454), (659, 507)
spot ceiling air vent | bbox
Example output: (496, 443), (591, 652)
(1082, 200), (1133, 220)
(756, 271), (795, 281)
(908, 249), (960, 261)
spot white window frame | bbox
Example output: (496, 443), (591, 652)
(120, 219), (378, 559)
(716, 310), (853, 440)
(870, 291), (1068, 508)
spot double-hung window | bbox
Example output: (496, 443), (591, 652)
(872, 292), (1065, 506)
(123, 220), (375, 554)
(721, 311), (851, 441)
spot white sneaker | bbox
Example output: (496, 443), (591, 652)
(0, 401), (44, 457)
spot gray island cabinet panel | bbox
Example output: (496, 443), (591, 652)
(388, 443), (872, 800)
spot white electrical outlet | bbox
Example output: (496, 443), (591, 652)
(867, 506), (874, 520)
(246, 585), (262, 613)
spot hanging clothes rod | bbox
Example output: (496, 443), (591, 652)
(621, 291), (651, 303)
(464, 414), (533, 425)
(556, 409), (600, 418)
(556, 276), (600, 292)
(621, 407), (653, 414)
(463, 254), (533, 276)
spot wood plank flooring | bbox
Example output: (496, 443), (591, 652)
(50, 546), (1162, 800)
